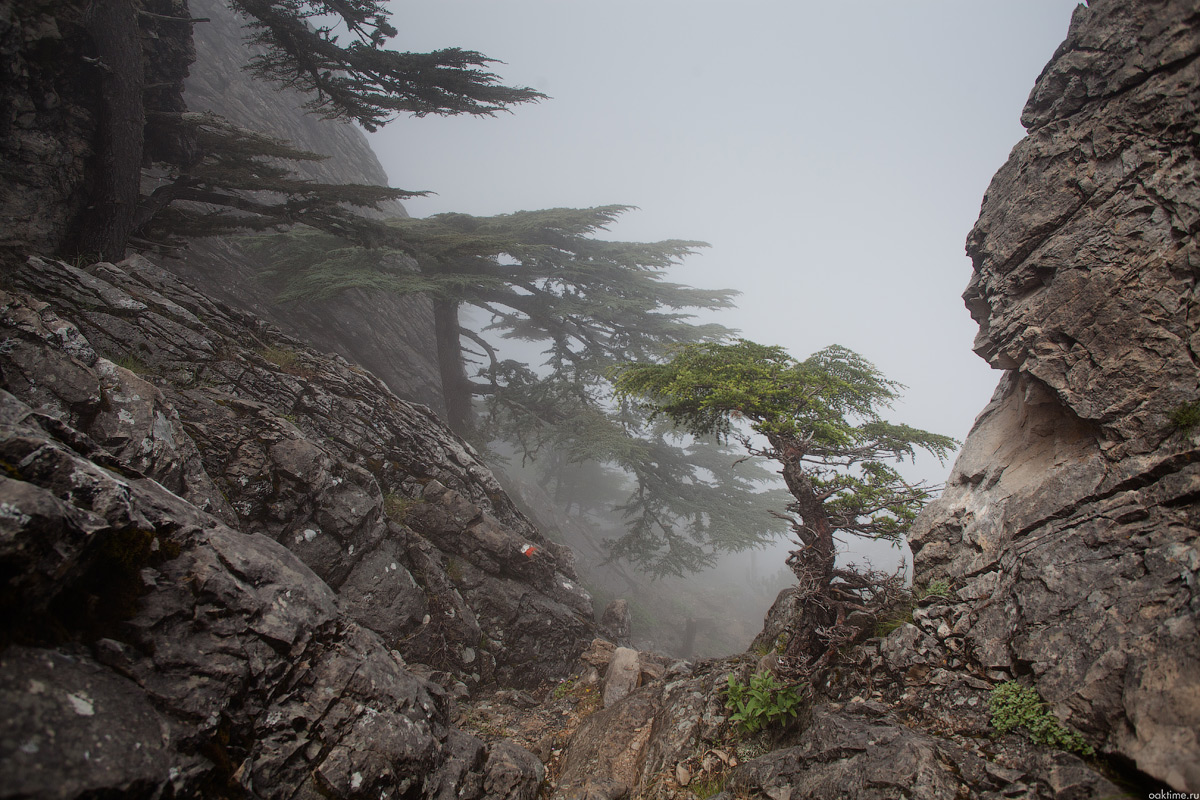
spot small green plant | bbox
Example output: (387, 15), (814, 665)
(383, 492), (422, 523)
(1169, 400), (1200, 431)
(724, 671), (803, 734)
(445, 556), (463, 582)
(690, 773), (728, 799)
(549, 676), (601, 715)
(112, 353), (150, 375)
(917, 578), (952, 599)
(552, 677), (576, 700)
(989, 681), (1094, 756)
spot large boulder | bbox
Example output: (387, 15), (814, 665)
(0, 388), (538, 799)
(0, 253), (597, 796)
(911, 0), (1200, 790)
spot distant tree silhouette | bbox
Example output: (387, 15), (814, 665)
(73, 0), (542, 260)
(249, 208), (792, 576)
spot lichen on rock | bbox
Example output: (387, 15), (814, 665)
(0, 252), (596, 798)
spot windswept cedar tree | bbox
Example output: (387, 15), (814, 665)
(614, 339), (958, 665)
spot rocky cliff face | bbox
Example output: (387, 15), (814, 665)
(0, 253), (595, 798)
(909, 0), (1200, 790)
(0, 2), (99, 263)
(480, 3), (1198, 798)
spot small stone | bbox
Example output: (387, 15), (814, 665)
(601, 647), (641, 708)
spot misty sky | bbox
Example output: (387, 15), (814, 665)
(366, 1), (1082, 489)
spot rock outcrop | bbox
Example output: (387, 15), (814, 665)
(909, 0), (1200, 790)
(491, 3), (1198, 798)
(0, 253), (595, 798)
(530, 606), (1121, 800)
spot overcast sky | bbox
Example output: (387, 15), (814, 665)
(366, 1), (1081, 488)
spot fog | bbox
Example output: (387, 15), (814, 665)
(365, 1), (1081, 652)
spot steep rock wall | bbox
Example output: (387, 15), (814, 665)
(0, 253), (595, 798)
(910, 0), (1200, 790)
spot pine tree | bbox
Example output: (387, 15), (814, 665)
(247, 209), (792, 575)
(229, 0), (544, 129)
(614, 339), (958, 665)
(71, 0), (543, 260)
(250, 206), (735, 432)
(133, 112), (425, 250)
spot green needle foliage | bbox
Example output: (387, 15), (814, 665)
(614, 339), (958, 665)
(250, 208), (789, 576)
(136, 112), (427, 249)
(72, 0), (542, 260)
(230, 0), (545, 130)
(613, 339), (957, 551)
(250, 205), (735, 431)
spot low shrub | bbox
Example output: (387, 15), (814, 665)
(989, 681), (1094, 756)
(724, 671), (803, 734)
(1169, 400), (1200, 431)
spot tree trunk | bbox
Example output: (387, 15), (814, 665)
(681, 617), (698, 658)
(76, 0), (145, 262)
(773, 436), (836, 586)
(432, 297), (473, 434)
(771, 433), (841, 670)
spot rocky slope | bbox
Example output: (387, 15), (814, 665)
(0, 253), (595, 798)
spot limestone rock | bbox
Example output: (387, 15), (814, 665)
(0, 646), (173, 799)
(911, 0), (1200, 789)
(0, 252), (597, 796)
(0, 386), (542, 798)
(602, 646), (641, 708)
(579, 638), (618, 673)
(723, 705), (1122, 800)
(551, 686), (660, 800)
(600, 598), (633, 646)
(3, 255), (595, 689)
